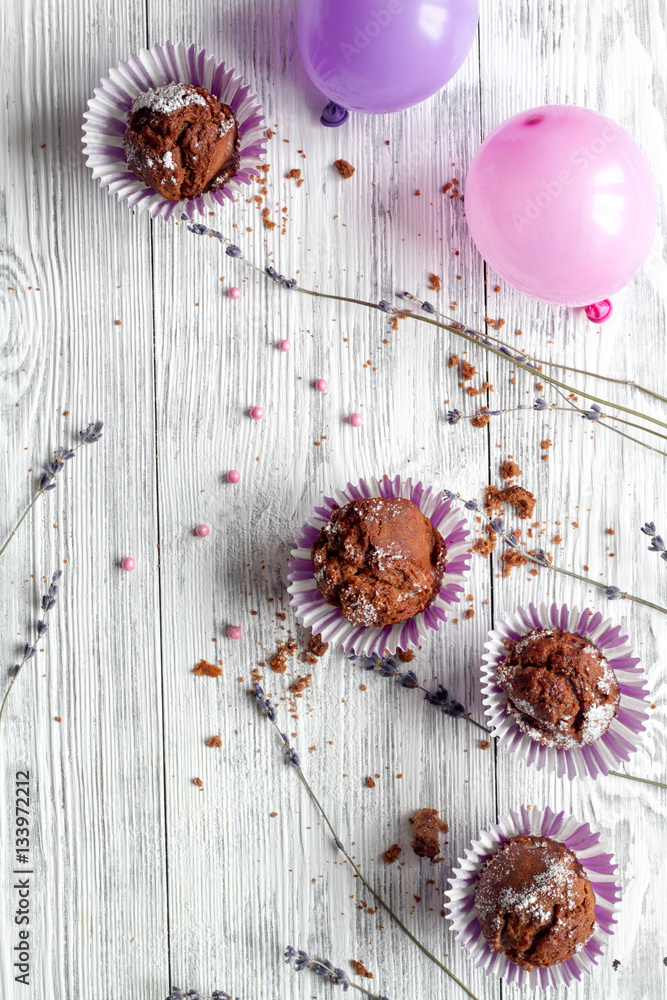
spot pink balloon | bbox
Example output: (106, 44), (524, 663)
(464, 106), (657, 307)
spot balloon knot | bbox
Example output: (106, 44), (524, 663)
(320, 102), (349, 127)
(584, 299), (613, 323)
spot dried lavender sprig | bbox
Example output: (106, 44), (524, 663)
(348, 653), (490, 735)
(0, 422), (103, 559)
(250, 690), (481, 1000)
(403, 292), (667, 409)
(0, 569), (63, 737)
(640, 522), (667, 564)
(285, 947), (390, 999)
(184, 225), (667, 441)
(449, 491), (667, 618)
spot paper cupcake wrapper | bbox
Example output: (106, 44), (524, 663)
(82, 41), (267, 220)
(480, 601), (650, 780)
(287, 475), (471, 658)
(445, 805), (621, 990)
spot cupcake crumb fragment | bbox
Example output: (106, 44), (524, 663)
(206, 735), (222, 748)
(383, 843), (402, 865)
(333, 159), (355, 179)
(409, 808), (448, 862)
(193, 659), (222, 677)
(350, 960), (373, 979)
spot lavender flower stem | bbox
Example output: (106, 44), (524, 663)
(189, 227), (667, 441)
(0, 490), (43, 559)
(267, 719), (481, 1000)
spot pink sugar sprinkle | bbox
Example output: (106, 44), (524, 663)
(315, 378), (328, 392)
(121, 556), (135, 571)
(349, 412), (363, 427)
(229, 287), (241, 300)
(195, 524), (210, 537)
(279, 339), (291, 352)
(227, 469), (241, 483)
(250, 405), (264, 420)
(227, 625), (242, 640)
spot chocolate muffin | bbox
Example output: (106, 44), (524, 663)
(311, 496), (446, 627)
(475, 835), (596, 970)
(497, 629), (620, 749)
(124, 82), (239, 200)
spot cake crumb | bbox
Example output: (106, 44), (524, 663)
(270, 638), (298, 673)
(484, 484), (536, 520)
(480, 740), (490, 750)
(193, 659), (222, 677)
(383, 843), (402, 865)
(206, 735), (222, 748)
(428, 273), (441, 292)
(409, 808), (448, 861)
(365, 776), (376, 789)
(499, 460), (522, 482)
(289, 673), (311, 694)
(459, 360), (477, 381)
(333, 159), (355, 179)
(397, 648), (415, 662)
(448, 354), (459, 368)
(350, 960), (373, 979)
(193, 777), (203, 789)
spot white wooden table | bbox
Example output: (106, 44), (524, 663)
(1, 1), (666, 997)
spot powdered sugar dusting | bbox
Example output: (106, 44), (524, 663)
(131, 82), (208, 115)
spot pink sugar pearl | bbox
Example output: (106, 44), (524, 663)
(227, 469), (241, 483)
(279, 339), (291, 352)
(227, 625), (242, 640)
(250, 405), (264, 420)
(349, 412), (363, 427)
(315, 378), (328, 392)
(229, 287), (241, 300)
(195, 524), (210, 537)
(121, 557), (135, 572)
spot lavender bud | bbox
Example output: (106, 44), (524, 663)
(533, 398), (548, 410)
(421, 301), (435, 314)
(464, 499), (479, 511)
(283, 278), (297, 290)
(225, 244), (242, 258)
(489, 518), (504, 532)
(265, 266), (279, 280)
(332, 968), (349, 989)
(53, 570), (63, 581)
(37, 620), (48, 636)
(641, 522), (656, 536)
(313, 960), (333, 977)
(295, 950), (310, 972)
(395, 290), (411, 300)
(397, 670), (418, 689)
(443, 489), (456, 501)
(23, 644), (36, 660)
(285, 945), (297, 964)
(377, 300), (393, 313)
(44, 461), (58, 476)
(446, 409), (461, 425)
(44, 483), (57, 492)
(605, 586), (622, 600)
(285, 747), (301, 769)
(187, 223), (209, 236)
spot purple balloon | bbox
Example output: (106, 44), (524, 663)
(297, 0), (479, 115)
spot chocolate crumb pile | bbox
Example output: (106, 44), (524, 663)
(409, 808), (448, 861)
(498, 628), (620, 748)
(475, 835), (596, 970)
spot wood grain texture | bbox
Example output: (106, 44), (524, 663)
(0, 0), (665, 998)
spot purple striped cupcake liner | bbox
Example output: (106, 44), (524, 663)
(445, 805), (621, 990)
(287, 475), (471, 658)
(481, 601), (650, 780)
(82, 41), (267, 220)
